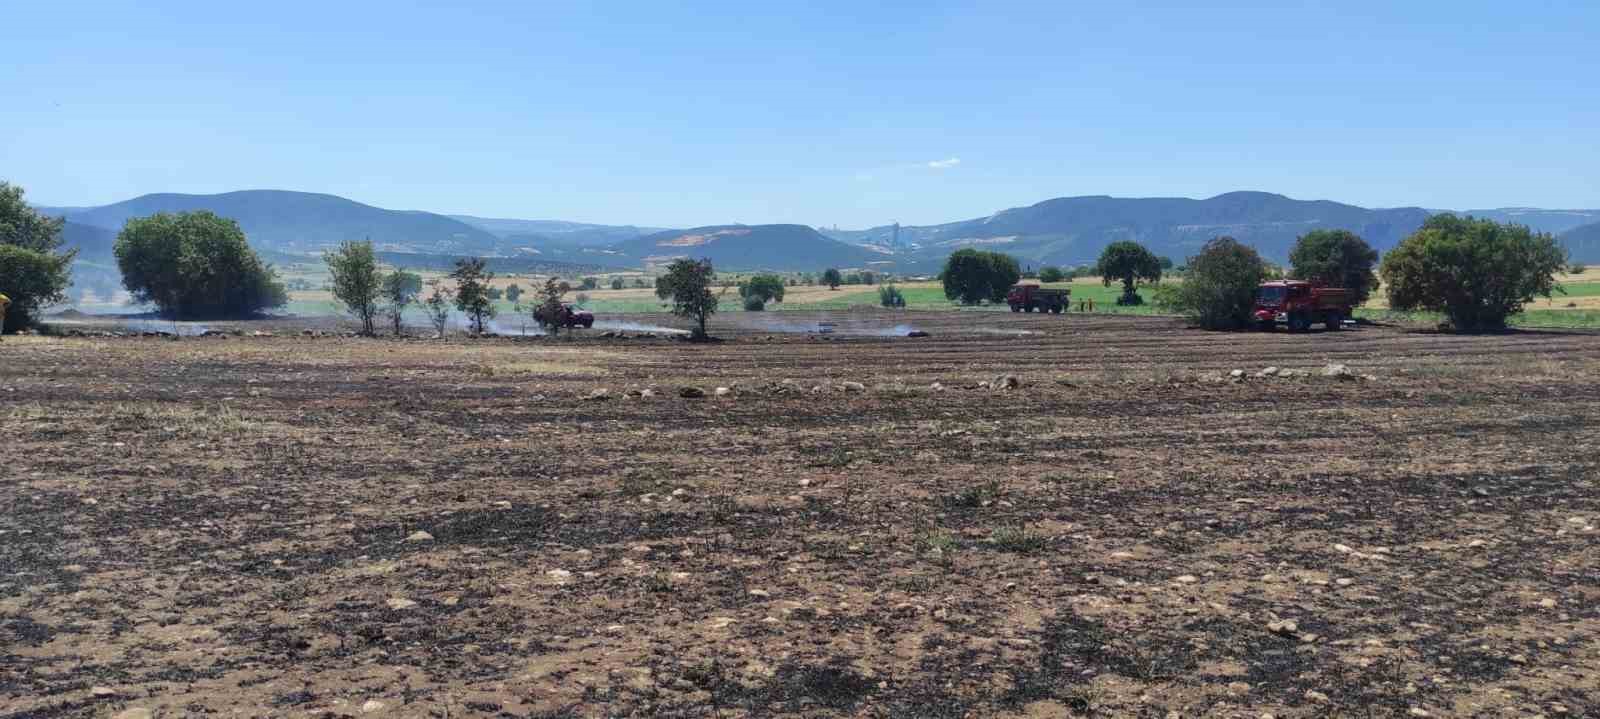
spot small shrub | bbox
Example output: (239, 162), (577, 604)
(989, 525), (1046, 553)
(743, 295), (767, 311)
(878, 284), (906, 308)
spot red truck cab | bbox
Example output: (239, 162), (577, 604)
(1253, 280), (1354, 332)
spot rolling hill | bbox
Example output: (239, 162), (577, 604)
(448, 215), (668, 247)
(611, 224), (892, 271)
(827, 192), (1432, 268)
(50, 190), (501, 256)
(1457, 208), (1600, 236)
(1562, 222), (1600, 263)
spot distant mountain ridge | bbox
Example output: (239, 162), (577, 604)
(1561, 222), (1600, 262)
(826, 192), (1435, 267)
(49, 190), (502, 255)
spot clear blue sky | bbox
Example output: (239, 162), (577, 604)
(4, 1), (1596, 228)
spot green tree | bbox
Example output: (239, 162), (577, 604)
(1568, 262), (1586, 275)
(611, 277), (625, 290)
(534, 276), (567, 335)
(941, 249), (1020, 305)
(423, 279), (452, 338)
(1095, 241), (1162, 306)
(381, 267), (419, 336)
(656, 257), (719, 339)
(323, 239), (382, 335)
(879, 284), (906, 308)
(0, 182), (75, 332)
(1380, 215), (1566, 331)
(822, 267), (843, 290)
(115, 211), (286, 319)
(1165, 237), (1267, 330)
(738, 273), (786, 307)
(860, 270), (877, 286)
(449, 257), (495, 334)
(504, 283), (523, 303)
(1289, 229), (1380, 305)
(580, 276), (598, 291)
(1038, 266), (1065, 283)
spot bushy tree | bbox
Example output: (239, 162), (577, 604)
(0, 182), (75, 332)
(1381, 215), (1566, 331)
(1095, 241), (1162, 306)
(611, 277), (625, 290)
(822, 267), (843, 290)
(534, 276), (566, 335)
(739, 274), (786, 307)
(423, 280), (452, 338)
(450, 257), (495, 334)
(861, 270), (877, 286)
(656, 257), (718, 339)
(941, 249), (1021, 305)
(504, 283), (522, 303)
(580, 276), (598, 291)
(1165, 237), (1267, 330)
(323, 239), (382, 335)
(1569, 262), (1586, 275)
(879, 284), (906, 308)
(1289, 229), (1380, 305)
(381, 267), (419, 336)
(115, 211), (287, 319)
(1038, 266), (1065, 283)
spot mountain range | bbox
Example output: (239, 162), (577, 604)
(38, 189), (1600, 274)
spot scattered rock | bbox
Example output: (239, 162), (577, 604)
(992, 375), (1022, 390)
(1229, 369), (1246, 379)
(1409, 708), (1431, 717)
(1226, 681), (1252, 696)
(404, 530), (434, 542)
(640, 389), (657, 398)
(113, 710), (154, 719)
(1259, 366), (1280, 377)
(678, 386), (706, 399)
(929, 381), (945, 392)
(1322, 363), (1355, 379)
(546, 569), (574, 584)
(840, 381), (866, 392)
(747, 589), (771, 598)
(362, 699), (386, 713)
(1173, 574), (1199, 584)
(90, 686), (117, 697)
(583, 388), (611, 401)
(1304, 690), (1330, 703)
(1266, 618), (1300, 637)
(385, 597), (418, 610)
(714, 387), (732, 397)
(1539, 597), (1558, 608)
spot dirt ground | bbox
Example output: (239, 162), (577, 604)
(2, 311), (1598, 718)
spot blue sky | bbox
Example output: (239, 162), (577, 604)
(4, 1), (1596, 228)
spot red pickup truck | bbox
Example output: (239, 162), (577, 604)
(1253, 280), (1354, 332)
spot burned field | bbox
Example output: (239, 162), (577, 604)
(3, 312), (1598, 718)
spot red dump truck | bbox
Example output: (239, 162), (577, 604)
(535, 303), (594, 329)
(1007, 284), (1071, 314)
(1253, 280), (1355, 332)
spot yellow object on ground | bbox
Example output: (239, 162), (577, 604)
(0, 292), (10, 337)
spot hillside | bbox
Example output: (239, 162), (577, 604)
(449, 215), (668, 247)
(1562, 222), (1600, 263)
(1458, 208), (1600, 236)
(62, 221), (118, 262)
(828, 192), (1431, 267)
(53, 190), (501, 256)
(612, 224), (892, 271)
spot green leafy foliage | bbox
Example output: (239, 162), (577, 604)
(533, 276), (567, 335)
(1380, 215), (1567, 331)
(1289, 229), (1379, 305)
(323, 239), (382, 334)
(941, 249), (1021, 305)
(822, 267), (843, 290)
(1166, 237), (1267, 330)
(656, 258), (719, 339)
(611, 277), (625, 290)
(504, 283), (522, 303)
(878, 284), (906, 308)
(580, 276), (598, 291)
(381, 267), (419, 336)
(739, 273), (786, 306)
(1038, 266), (1065, 283)
(1095, 241), (1162, 306)
(423, 279), (452, 338)
(449, 257), (495, 334)
(0, 182), (75, 332)
(114, 211), (286, 319)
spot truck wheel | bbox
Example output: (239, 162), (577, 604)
(583, 319), (593, 329)
(1325, 313), (1342, 331)
(1010, 305), (1021, 313)
(1025, 305), (1035, 313)
(1288, 314), (1308, 332)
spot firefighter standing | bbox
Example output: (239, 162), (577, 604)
(0, 292), (10, 339)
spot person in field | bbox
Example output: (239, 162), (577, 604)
(0, 292), (10, 340)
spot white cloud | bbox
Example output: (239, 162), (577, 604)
(926, 157), (961, 170)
